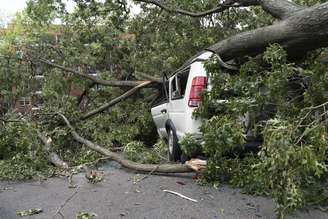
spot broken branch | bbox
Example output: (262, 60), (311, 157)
(37, 131), (69, 169)
(81, 81), (152, 120)
(57, 113), (193, 173)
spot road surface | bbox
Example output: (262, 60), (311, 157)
(0, 161), (327, 219)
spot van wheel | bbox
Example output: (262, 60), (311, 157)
(167, 129), (181, 162)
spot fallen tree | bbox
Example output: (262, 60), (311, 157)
(138, 0), (328, 62)
(1, 1), (328, 217)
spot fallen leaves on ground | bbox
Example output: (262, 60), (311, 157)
(76, 212), (98, 219)
(16, 208), (43, 217)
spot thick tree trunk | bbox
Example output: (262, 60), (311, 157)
(208, 3), (328, 61)
(259, 0), (304, 19)
(58, 113), (192, 173)
(138, 0), (328, 62)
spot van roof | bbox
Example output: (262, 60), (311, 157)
(171, 51), (214, 76)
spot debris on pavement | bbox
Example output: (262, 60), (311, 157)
(176, 181), (186, 186)
(163, 189), (198, 203)
(16, 208), (43, 217)
(185, 159), (207, 172)
(82, 165), (104, 184)
(76, 212), (98, 219)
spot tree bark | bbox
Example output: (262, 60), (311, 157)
(260, 0), (304, 19)
(58, 113), (192, 173)
(208, 3), (328, 61)
(138, 0), (327, 62)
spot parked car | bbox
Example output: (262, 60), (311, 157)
(151, 51), (213, 162)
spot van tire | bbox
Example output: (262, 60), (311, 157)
(180, 153), (189, 164)
(167, 129), (181, 162)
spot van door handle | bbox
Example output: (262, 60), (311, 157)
(161, 109), (167, 114)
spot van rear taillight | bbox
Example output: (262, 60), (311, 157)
(188, 76), (207, 107)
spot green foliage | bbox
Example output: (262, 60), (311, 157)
(192, 44), (328, 218)
(123, 141), (160, 164)
(0, 120), (51, 180)
(0, 154), (50, 180)
(201, 116), (246, 182)
(179, 133), (202, 158)
(254, 118), (328, 218)
(153, 139), (168, 159)
(17, 208), (43, 217)
(76, 212), (97, 219)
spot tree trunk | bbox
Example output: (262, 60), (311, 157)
(208, 3), (328, 61)
(137, 1), (328, 62)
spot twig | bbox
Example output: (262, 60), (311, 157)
(304, 101), (328, 111)
(0, 118), (24, 123)
(295, 110), (328, 144)
(163, 190), (198, 203)
(137, 165), (160, 182)
(51, 190), (78, 219)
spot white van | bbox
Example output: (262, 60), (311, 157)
(151, 51), (213, 161)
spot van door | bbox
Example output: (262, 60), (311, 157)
(168, 68), (190, 139)
(151, 76), (169, 139)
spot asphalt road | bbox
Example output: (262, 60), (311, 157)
(0, 161), (327, 219)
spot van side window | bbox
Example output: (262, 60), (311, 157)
(171, 67), (190, 100)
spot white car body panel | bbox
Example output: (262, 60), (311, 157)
(151, 51), (213, 141)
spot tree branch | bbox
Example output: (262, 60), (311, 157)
(134, 0), (248, 18)
(134, 0), (304, 19)
(135, 72), (162, 83)
(39, 58), (158, 88)
(81, 81), (152, 120)
(57, 113), (192, 173)
(37, 131), (69, 169)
